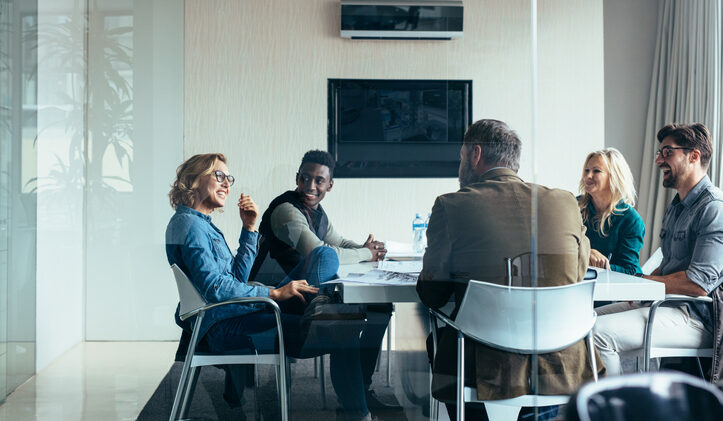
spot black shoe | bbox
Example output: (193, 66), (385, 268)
(365, 389), (403, 412)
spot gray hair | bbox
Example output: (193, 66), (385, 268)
(463, 119), (521, 173)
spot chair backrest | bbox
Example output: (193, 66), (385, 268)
(567, 371), (723, 421)
(171, 264), (208, 320)
(641, 247), (663, 275)
(454, 279), (596, 353)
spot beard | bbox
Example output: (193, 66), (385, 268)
(662, 175), (676, 188)
(661, 169), (677, 188)
(458, 156), (478, 189)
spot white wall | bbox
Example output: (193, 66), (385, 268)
(603, 0), (659, 191)
(185, 0), (605, 248)
(35, 0), (86, 371)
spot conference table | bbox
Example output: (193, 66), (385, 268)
(333, 260), (666, 420)
(335, 261), (666, 304)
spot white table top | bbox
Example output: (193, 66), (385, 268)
(336, 263), (666, 304)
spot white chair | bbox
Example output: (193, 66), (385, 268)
(639, 248), (714, 377)
(169, 264), (290, 421)
(642, 294), (714, 376)
(429, 279), (598, 421)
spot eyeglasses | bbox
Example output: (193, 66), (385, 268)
(213, 170), (235, 186)
(655, 146), (693, 159)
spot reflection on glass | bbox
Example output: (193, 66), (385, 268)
(92, 12), (133, 193)
(84, 0), (183, 343)
(0, 0), (10, 401)
(0, 0), (37, 400)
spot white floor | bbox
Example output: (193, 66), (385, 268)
(0, 342), (177, 421)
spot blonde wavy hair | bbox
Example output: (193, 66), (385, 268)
(169, 153), (227, 210)
(578, 148), (636, 237)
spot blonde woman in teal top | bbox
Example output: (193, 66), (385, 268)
(578, 148), (645, 275)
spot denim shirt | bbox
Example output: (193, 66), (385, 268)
(165, 206), (269, 338)
(659, 175), (723, 331)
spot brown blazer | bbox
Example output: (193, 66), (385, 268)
(417, 168), (604, 401)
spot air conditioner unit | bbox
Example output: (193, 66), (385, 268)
(340, 1), (463, 40)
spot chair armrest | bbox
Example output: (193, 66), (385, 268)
(181, 296), (289, 370)
(180, 296), (280, 321)
(248, 281), (273, 288)
(659, 294), (713, 303)
(643, 294), (712, 367)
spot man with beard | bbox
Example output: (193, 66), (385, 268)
(417, 119), (600, 420)
(594, 123), (723, 383)
(253, 150), (399, 420)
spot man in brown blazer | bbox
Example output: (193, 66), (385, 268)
(417, 119), (603, 419)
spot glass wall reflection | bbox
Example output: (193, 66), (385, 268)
(84, 0), (183, 341)
(0, 0), (37, 401)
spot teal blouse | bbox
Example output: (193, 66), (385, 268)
(580, 199), (645, 275)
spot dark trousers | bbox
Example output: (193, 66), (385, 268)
(204, 246), (379, 418)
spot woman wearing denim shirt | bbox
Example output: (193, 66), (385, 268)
(166, 153), (372, 420)
(578, 148), (645, 275)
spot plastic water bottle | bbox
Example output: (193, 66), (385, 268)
(423, 212), (431, 249)
(413, 213), (425, 253)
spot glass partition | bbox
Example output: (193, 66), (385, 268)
(0, 0), (37, 401)
(84, 0), (184, 341)
(0, 0), (610, 417)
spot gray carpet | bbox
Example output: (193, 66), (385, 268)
(138, 349), (639, 421)
(137, 351), (424, 421)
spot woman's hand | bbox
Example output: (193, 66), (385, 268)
(238, 193), (259, 231)
(269, 280), (319, 303)
(589, 249), (610, 269)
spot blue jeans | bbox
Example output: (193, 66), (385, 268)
(205, 246), (369, 418)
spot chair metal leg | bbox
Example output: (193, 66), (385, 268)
(643, 301), (663, 372)
(587, 332), (598, 382)
(695, 357), (706, 379)
(319, 354), (327, 408)
(429, 310), (439, 421)
(178, 366), (200, 419)
(456, 332), (465, 421)
(170, 313), (205, 421)
(279, 357), (290, 421)
(169, 358), (192, 421)
(254, 364), (261, 421)
(386, 312), (392, 387)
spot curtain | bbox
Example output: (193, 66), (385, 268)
(638, 0), (723, 262)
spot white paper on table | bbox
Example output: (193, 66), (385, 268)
(331, 269), (418, 285)
(384, 240), (423, 259)
(378, 260), (423, 273)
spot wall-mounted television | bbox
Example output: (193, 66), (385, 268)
(328, 79), (472, 178)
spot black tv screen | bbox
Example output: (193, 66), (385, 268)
(328, 79), (472, 178)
